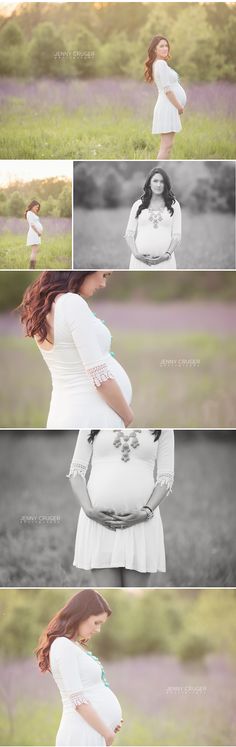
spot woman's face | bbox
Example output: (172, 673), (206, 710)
(32, 204), (40, 213)
(155, 38), (169, 60)
(77, 612), (108, 640)
(150, 173), (164, 195)
(79, 271), (112, 299)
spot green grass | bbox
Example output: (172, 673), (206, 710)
(0, 233), (72, 269)
(0, 697), (235, 746)
(0, 331), (235, 427)
(0, 104), (235, 159)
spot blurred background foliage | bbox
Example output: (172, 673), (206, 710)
(73, 160), (235, 213)
(0, 2), (235, 81)
(0, 589), (236, 663)
(0, 270), (235, 311)
(0, 179), (71, 218)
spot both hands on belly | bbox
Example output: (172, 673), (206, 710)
(85, 506), (151, 530)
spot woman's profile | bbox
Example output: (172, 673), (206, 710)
(35, 589), (123, 746)
(145, 35), (187, 159)
(25, 199), (43, 269)
(19, 271), (133, 429)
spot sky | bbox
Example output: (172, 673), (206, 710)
(0, 160), (72, 187)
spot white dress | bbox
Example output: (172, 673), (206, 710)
(36, 293), (132, 428)
(125, 198), (181, 269)
(152, 59), (187, 134)
(50, 636), (122, 746)
(68, 429), (174, 573)
(26, 210), (43, 246)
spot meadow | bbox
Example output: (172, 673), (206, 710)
(0, 431), (235, 588)
(0, 299), (236, 428)
(0, 217), (72, 269)
(0, 79), (235, 160)
(74, 207), (235, 270)
(0, 653), (235, 746)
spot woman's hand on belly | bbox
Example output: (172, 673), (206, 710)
(86, 507), (118, 531)
(106, 509), (148, 529)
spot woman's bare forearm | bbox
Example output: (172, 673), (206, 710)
(69, 473), (93, 512)
(97, 378), (133, 425)
(76, 702), (112, 740)
(145, 482), (170, 510)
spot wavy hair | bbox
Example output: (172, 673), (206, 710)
(88, 430), (162, 443)
(19, 271), (95, 342)
(144, 35), (170, 83)
(35, 589), (112, 673)
(24, 199), (40, 219)
(135, 168), (176, 219)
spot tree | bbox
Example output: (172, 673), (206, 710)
(8, 192), (25, 218)
(29, 22), (69, 78)
(102, 169), (122, 207)
(58, 184), (72, 217)
(71, 27), (99, 78)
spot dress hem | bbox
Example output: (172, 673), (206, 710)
(73, 561), (166, 574)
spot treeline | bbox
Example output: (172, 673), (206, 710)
(0, 270), (235, 311)
(0, 3), (235, 81)
(73, 161), (235, 213)
(0, 179), (71, 217)
(0, 589), (236, 662)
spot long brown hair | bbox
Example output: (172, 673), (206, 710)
(19, 270), (95, 342)
(144, 35), (170, 83)
(24, 200), (40, 219)
(35, 589), (112, 673)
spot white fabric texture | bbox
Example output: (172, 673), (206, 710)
(152, 59), (187, 134)
(125, 198), (181, 269)
(36, 293), (132, 428)
(26, 210), (43, 246)
(50, 637), (122, 746)
(69, 429), (174, 572)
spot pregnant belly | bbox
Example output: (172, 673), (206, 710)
(136, 227), (172, 256)
(172, 83), (186, 107)
(109, 356), (132, 404)
(90, 685), (122, 731)
(88, 462), (154, 512)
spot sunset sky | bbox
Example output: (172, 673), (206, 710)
(0, 160), (72, 186)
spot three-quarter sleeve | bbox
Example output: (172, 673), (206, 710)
(62, 293), (114, 387)
(156, 429), (174, 494)
(55, 638), (89, 708)
(67, 430), (93, 480)
(153, 60), (171, 92)
(124, 200), (141, 239)
(171, 200), (181, 239)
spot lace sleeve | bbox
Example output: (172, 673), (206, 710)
(124, 200), (141, 238)
(70, 691), (90, 708)
(67, 431), (93, 480)
(86, 361), (114, 387)
(156, 429), (175, 494)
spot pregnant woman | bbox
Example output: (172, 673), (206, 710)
(19, 271), (133, 428)
(145, 35), (187, 159)
(125, 167), (181, 269)
(25, 199), (43, 269)
(36, 589), (123, 746)
(68, 428), (174, 587)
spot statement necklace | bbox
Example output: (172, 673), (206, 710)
(113, 430), (142, 461)
(148, 205), (165, 229)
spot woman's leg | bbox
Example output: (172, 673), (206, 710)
(122, 569), (151, 587)
(92, 567), (123, 587)
(157, 132), (175, 160)
(29, 244), (39, 269)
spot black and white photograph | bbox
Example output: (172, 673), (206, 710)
(73, 160), (235, 270)
(0, 429), (235, 589)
